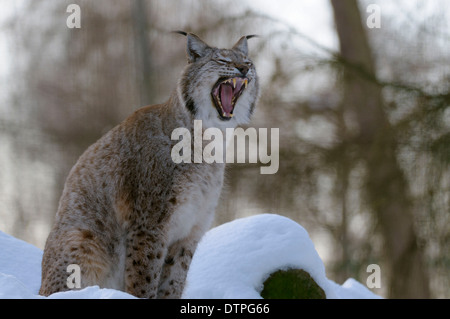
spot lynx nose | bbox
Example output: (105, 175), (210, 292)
(235, 64), (249, 76)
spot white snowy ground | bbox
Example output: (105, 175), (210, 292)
(0, 214), (381, 299)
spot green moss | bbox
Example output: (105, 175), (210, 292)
(261, 268), (326, 299)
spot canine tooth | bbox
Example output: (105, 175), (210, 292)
(232, 78), (237, 88)
(244, 78), (248, 88)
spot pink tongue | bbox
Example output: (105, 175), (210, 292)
(220, 84), (234, 114)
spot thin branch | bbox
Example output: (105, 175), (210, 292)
(221, 10), (449, 101)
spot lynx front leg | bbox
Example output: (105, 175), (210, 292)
(124, 229), (167, 298)
(157, 235), (198, 299)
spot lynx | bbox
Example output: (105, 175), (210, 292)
(39, 32), (259, 298)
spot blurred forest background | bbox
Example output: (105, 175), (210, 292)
(0, 0), (448, 298)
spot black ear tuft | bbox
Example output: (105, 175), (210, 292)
(245, 35), (259, 40)
(172, 30), (188, 37)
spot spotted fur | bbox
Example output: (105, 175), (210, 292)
(39, 33), (259, 298)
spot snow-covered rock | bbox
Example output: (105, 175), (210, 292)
(183, 214), (381, 299)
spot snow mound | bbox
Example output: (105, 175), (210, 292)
(183, 214), (381, 299)
(0, 230), (43, 294)
(0, 214), (381, 299)
(0, 230), (135, 299)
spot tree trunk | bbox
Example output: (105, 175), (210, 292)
(132, 0), (153, 105)
(330, 0), (430, 298)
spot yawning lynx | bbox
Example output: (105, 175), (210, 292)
(39, 32), (259, 298)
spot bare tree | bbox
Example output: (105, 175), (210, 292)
(330, 0), (430, 298)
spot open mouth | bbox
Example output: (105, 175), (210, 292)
(211, 77), (248, 120)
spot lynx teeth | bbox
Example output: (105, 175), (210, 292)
(222, 112), (233, 118)
(232, 78), (237, 88)
(244, 78), (248, 88)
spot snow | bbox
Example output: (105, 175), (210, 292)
(0, 214), (381, 299)
(183, 214), (333, 298)
(182, 214), (381, 299)
(0, 230), (135, 299)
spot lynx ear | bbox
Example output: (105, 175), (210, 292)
(232, 35), (258, 56)
(174, 31), (212, 63)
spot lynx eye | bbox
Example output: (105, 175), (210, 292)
(216, 58), (231, 64)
